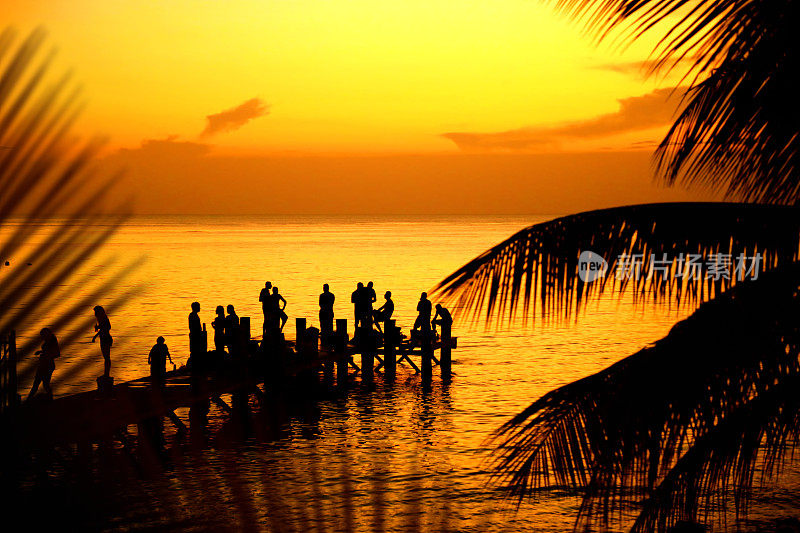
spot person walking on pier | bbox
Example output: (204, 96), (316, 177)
(413, 292), (432, 333)
(212, 305), (226, 353)
(26, 327), (59, 401)
(259, 281), (273, 334)
(148, 336), (173, 384)
(271, 286), (288, 331)
(319, 283), (335, 340)
(373, 291), (394, 333)
(92, 305), (113, 377)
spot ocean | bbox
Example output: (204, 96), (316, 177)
(5, 215), (701, 531)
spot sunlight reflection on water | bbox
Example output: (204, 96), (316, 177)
(4, 215), (699, 531)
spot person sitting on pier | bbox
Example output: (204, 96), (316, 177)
(259, 281), (273, 335)
(373, 290), (394, 333)
(319, 283), (335, 340)
(225, 304), (240, 352)
(413, 292), (432, 333)
(351, 282), (365, 327)
(431, 304), (453, 333)
(148, 336), (173, 384)
(270, 286), (289, 332)
(92, 305), (113, 378)
(26, 327), (59, 401)
(212, 305), (226, 353)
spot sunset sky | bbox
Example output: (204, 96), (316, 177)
(3, 1), (715, 213)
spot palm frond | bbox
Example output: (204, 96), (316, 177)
(489, 261), (800, 530)
(432, 202), (800, 325)
(0, 26), (137, 389)
(546, 0), (799, 204)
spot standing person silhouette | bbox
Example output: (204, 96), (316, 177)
(212, 305), (226, 353)
(413, 292), (432, 333)
(26, 328), (59, 401)
(319, 284), (335, 339)
(225, 304), (239, 353)
(259, 281), (273, 334)
(92, 305), (112, 377)
(373, 291), (394, 332)
(364, 281), (377, 328)
(148, 336), (173, 384)
(351, 282), (364, 328)
(189, 301), (202, 354)
(271, 286), (288, 331)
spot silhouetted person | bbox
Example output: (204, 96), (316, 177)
(27, 327), (59, 401)
(225, 304), (239, 352)
(189, 301), (203, 359)
(432, 304), (453, 332)
(259, 281), (273, 334)
(319, 283), (335, 339)
(92, 305), (112, 377)
(212, 305), (226, 353)
(413, 292), (432, 333)
(148, 336), (173, 384)
(365, 281), (377, 323)
(351, 282), (364, 327)
(373, 291), (394, 332)
(271, 286), (288, 331)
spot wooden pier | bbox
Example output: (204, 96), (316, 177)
(1, 316), (457, 453)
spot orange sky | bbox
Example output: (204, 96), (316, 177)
(3, 1), (715, 213)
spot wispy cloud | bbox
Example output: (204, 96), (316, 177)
(442, 87), (687, 152)
(591, 57), (699, 78)
(200, 98), (269, 138)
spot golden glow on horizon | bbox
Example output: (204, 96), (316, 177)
(4, 0), (680, 155)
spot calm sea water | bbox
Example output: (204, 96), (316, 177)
(6, 215), (715, 531)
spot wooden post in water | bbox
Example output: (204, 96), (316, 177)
(336, 319), (348, 388)
(421, 331), (433, 383)
(440, 322), (452, 380)
(295, 318), (306, 353)
(360, 325), (374, 383)
(240, 317), (251, 341)
(384, 319), (396, 380)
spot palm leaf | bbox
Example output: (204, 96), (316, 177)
(544, 0), (799, 204)
(489, 261), (800, 530)
(432, 202), (800, 325)
(0, 26), (138, 393)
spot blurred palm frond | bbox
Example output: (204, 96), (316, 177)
(0, 26), (136, 380)
(545, 0), (800, 204)
(432, 202), (800, 325)
(489, 261), (800, 530)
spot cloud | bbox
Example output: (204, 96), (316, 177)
(118, 135), (211, 158)
(591, 57), (699, 78)
(442, 87), (687, 152)
(200, 98), (269, 138)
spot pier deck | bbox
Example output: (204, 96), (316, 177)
(2, 317), (457, 451)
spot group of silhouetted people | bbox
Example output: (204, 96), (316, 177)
(28, 305), (114, 401)
(24, 284), (454, 401)
(259, 281), (288, 334)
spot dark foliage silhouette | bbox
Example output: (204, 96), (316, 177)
(0, 26), (138, 399)
(432, 1), (800, 530)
